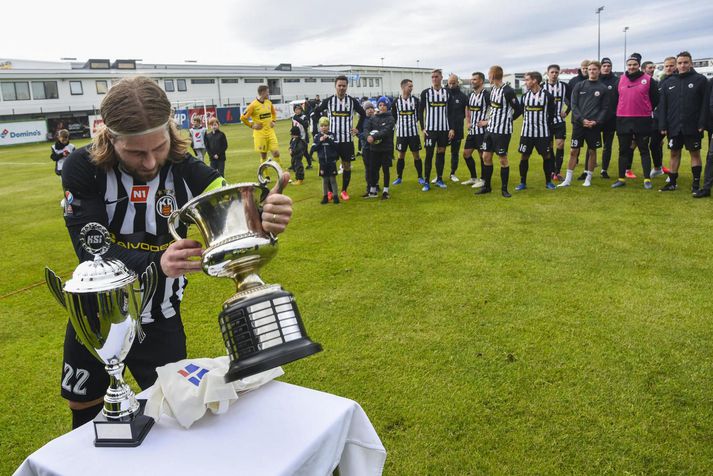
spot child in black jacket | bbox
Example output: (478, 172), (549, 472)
(312, 117), (339, 204)
(289, 126), (306, 184)
(205, 117), (228, 176)
(50, 129), (75, 177)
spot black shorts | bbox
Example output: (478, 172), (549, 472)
(335, 142), (356, 161)
(552, 122), (567, 140)
(464, 133), (485, 151)
(518, 137), (551, 156)
(571, 124), (602, 149)
(371, 149), (393, 168)
(396, 136), (422, 152)
(424, 131), (449, 148)
(667, 133), (702, 151)
(481, 132), (512, 156)
(61, 315), (187, 402)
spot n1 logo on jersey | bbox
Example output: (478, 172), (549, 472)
(130, 185), (150, 203)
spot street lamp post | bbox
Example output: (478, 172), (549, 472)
(596, 6), (605, 60)
(623, 26), (630, 65)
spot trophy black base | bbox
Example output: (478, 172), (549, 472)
(93, 399), (154, 447)
(225, 338), (322, 383)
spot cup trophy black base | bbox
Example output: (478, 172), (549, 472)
(93, 399), (154, 447)
(220, 286), (322, 383)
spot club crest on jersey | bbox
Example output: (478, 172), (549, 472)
(688, 83), (694, 88)
(130, 185), (150, 203)
(156, 194), (177, 218)
(642, 79), (648, 84)
(594, 91), (601, 96)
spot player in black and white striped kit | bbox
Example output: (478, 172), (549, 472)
(460, 72), (489, 188)
(476, 65), (523, 198)
(515, 71), (556, 191)
(313, 75), (366, 201)
(391, 79), (424, 185)
(543, 64), (570, 181)
(418, 69), (455, 191)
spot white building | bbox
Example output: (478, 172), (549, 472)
(0, 58), (433, 121)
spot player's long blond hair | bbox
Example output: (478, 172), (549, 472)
(91, 76), (189, 170)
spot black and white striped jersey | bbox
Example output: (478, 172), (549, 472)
(467, 89), (490, 135)
(543, 80), (570, 124)
(391, 95), (420, 137)
(486, 84), (523, 134)
(315, 95), (366, 143)
(61, 147), (223, 323)
(419, 87), (453, 132)
(521, 88), (556, 138)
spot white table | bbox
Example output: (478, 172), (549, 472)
(14, 381), (386, 476)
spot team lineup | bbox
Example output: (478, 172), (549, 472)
(232, 50), (713, 201)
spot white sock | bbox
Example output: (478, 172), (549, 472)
(383, 187), (389, 193)
(565, 169), (574, 182)
(586, 170), (592, 178)
(370, 187), (377, 194)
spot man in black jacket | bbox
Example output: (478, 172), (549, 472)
(568, 60), (590, 103)
(598, 57), (619, 179)
(446, 74), (468, 182)
(693, 77), (713, 197)
(649, 57), (676, 179)
(558, 61), (609, 188)
(658, 51), (708, 192)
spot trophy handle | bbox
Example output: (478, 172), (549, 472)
(167, 209), (187, 242)
(45, 267), (66, 309)
(136, 262), (158, 316)
(257, 159), (284, 196)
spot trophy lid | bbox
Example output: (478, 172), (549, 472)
(63, 223), (137, 294)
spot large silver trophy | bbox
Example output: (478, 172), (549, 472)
(168, 160), (321, 382)
(45, 223), (157, 447)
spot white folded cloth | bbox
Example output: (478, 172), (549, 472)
(144, 355), (283, 429)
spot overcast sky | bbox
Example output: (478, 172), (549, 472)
(3, 0), (712, 75)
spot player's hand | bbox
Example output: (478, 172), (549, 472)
(271, 121), (276, 128)
(560, 111), (567, 119)
(661, 130), (667, 136)
(367, 136), (374, 144)
(161, 239), (203, 278)
(448, 129), (455, 140)
(477, 120), (488, 127)
(252, 123), (263, 130)
(351, 127), (359, 135)
(423, 129), (430, 137)
(262, 172), (292, 235)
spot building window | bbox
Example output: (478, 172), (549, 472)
(368, 78), (374, 87)
(191, 79), (215, 84)
(375, 78), (380, 87)
(70, 81), (83, 95)
(1, 81), (31, 101)
(177, 79), (187, 91)
(164, 79), (175, 92)
(96, 80), (108, 94)
(244, 78), (264, 84)
(304, 78), (316, 83)
(221, 78), (239, 84)
(320, 78), (332, 83)
(31, 81), (59, 100)
(283, 78), (300, 83)
(360, 78), (366, 87)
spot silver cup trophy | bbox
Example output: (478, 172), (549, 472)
(45, 223), (157, 447)
(168, 160), (322, 382)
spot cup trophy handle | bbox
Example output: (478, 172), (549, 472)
(257, 160), (285, 202)
(44, 267), (66, 309)
(131, 262), (159, 343)
(167, 209), (189, 242)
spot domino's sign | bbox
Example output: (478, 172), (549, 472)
(0, 120), (47, 145)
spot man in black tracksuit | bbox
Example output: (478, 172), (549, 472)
(693, 77), (713, 197)
(658, 51), (707, 193)
(650, 56), (677, 178)
(598, 57), (619, 179)
(446, 74), (468, 182)
(568, 60), (590, 103)
(558, 61), (609, 187)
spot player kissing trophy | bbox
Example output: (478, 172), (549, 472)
(168, 160), (322, 382)
(45, 223), (157, 447)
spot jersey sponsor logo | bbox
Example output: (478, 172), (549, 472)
(130, 185), (150, 203)
(332, 112), (350, 117)
(113, 239), (173, 252)
(525, 106), (544, 111)
(430, 102), (446, 107)
(177, 363), (210, 387)
(400, 111), (415, 115)
(259, 113), (272, 119)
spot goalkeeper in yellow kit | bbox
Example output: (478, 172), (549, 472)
(241, 84), (281, 164)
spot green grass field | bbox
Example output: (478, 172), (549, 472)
(1, 119), (712, 475)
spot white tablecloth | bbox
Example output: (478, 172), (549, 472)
(14, 381), (386, 476)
